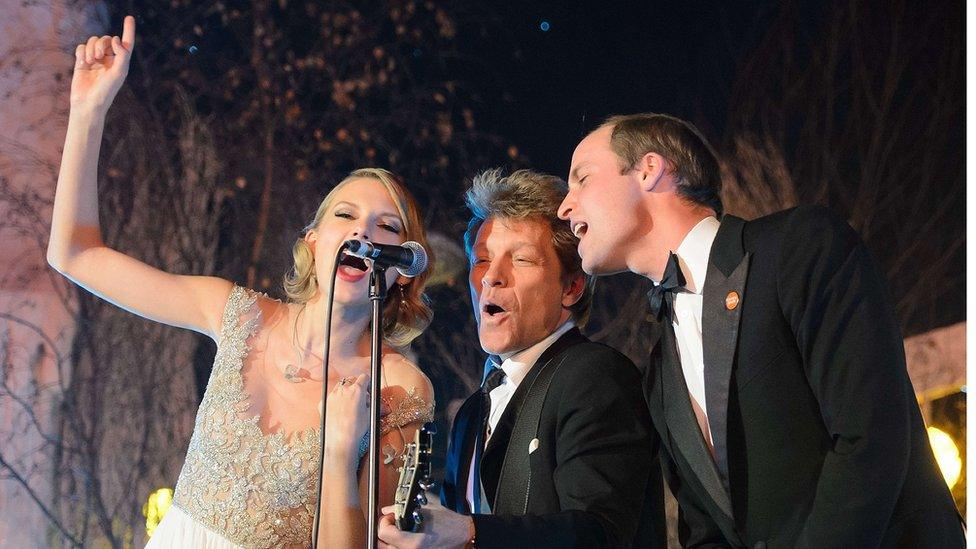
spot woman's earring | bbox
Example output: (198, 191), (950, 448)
(382, 443), (398, 464)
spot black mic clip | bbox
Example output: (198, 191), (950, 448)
(342, 240), (428, 278)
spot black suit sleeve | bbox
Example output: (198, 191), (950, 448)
(472, 346), (663, 548)
(777, 206), (913, 547)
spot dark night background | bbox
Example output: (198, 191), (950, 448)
(481, 0), (774, 172)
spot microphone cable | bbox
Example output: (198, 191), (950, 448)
(310, 242), (349, 548)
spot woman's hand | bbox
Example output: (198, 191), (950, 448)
(322, 373), (372, 470)
(321, 373), (395, 471)
(70, 15), (136, 115)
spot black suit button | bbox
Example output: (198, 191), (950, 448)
(754, 542), (766, 549)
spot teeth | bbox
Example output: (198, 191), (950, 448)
(572, 223), (586, 238)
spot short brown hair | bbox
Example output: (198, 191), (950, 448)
(283, 168), (433, 347)
(601, 113), (723, 216)
(462, 168), (595, 325)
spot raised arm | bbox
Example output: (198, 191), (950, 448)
(48, 16), (231, 339)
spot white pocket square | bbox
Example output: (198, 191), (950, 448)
(528, 438), (540, 454)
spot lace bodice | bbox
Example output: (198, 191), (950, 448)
(171, 286), (433, 548)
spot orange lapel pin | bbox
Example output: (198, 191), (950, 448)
(725, 291), (740, 310)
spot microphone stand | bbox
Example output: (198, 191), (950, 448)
(366, 265), (387, 549)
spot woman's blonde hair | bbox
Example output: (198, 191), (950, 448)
(283, 168), (433, 347)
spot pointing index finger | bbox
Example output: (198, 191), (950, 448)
(121, 15), (136, 51)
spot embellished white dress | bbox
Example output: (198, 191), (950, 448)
(146, 286), (434, 548)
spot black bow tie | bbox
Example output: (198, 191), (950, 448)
(646, 252), (686, 320)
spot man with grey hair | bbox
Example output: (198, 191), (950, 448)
(378, 169), (665, 548)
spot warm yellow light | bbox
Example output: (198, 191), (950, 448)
(926, 427), (961, 490)
(143, 487), (174, 538)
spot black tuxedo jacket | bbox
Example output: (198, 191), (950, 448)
(644, 205), (964, 548)
(441, 328), (666, 548)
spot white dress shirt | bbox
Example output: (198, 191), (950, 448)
(668, 216), (720, 456)
(466, 320), (576, 512)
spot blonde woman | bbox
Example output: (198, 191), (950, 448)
(49, 16), (435, 548)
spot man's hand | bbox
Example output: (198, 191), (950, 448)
(377, 498), (475, 549)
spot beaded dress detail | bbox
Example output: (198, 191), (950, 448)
(158, 286), (433, 548)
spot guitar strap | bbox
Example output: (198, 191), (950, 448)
(492, 351), (570, 514)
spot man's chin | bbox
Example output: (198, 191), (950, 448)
(582, 255), (627, 277)
(480, 343), (512, 356)
(479, 334), (515, 357)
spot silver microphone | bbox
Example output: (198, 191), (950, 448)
(343, 240), (428, 278)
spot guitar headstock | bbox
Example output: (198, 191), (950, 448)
(393, 422), (434, 532)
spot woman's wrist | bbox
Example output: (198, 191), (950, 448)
(323, 445), (360, 474)
(68, 103), (108, 125)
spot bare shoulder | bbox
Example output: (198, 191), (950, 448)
(379, 352), (435, 433)
(382, 352), (434, 403)
(250, 288), (288, 319)
(180, 275), (235, 339)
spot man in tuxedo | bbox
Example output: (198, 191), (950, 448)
(378, 169), (665, 548)
(556, 113), (965, 548)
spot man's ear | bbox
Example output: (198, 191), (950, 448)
(637, 152), (673, 192)
(562, 272), (587, 308)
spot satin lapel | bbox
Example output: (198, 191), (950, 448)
(702, 215), (749, 484)
(448, 392), (483, 513)
(660, 312), (734, 520)
(480, 328), (588, 505)
(702, 256), (749, 483)
(644, 320), (668, 447)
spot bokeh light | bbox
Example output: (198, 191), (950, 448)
(926, 426), (961, 490)
(143, 487), (174, 538)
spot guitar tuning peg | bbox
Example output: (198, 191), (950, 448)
(419, 479), (436, 491)
(415, 492), (428, 505)
(413, 510), (424, 530)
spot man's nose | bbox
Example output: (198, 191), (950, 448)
(557, 192), (574, 221)
(481, 263), (504, 287)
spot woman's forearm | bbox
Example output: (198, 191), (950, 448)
(48, 107), (108, 271)
(316, 455), (367, 548)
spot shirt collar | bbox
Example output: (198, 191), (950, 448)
(484, 320), (575, 389)
(674, 216), (720, 295)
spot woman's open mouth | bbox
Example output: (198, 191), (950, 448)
(337, 252), (369, 282)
